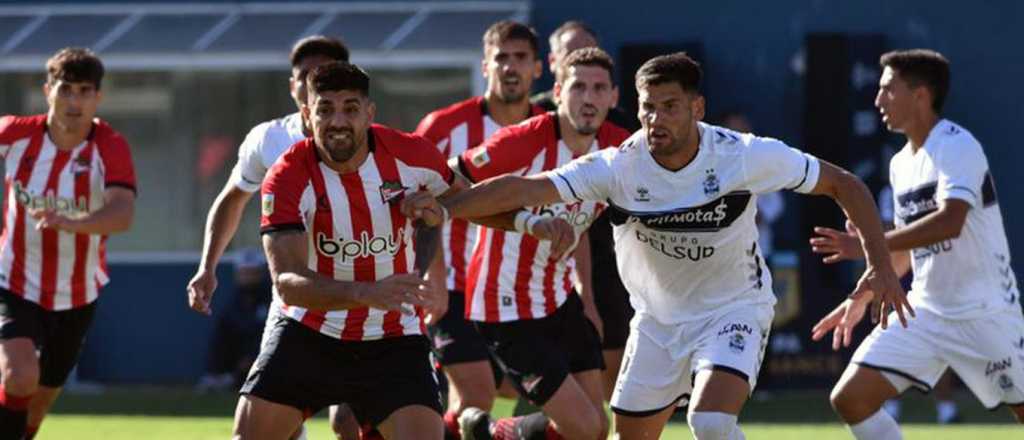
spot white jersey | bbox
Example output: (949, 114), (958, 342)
(229, 112), (305, 193)
(890, 119), (1018, 319)
(547, 122), (821, 329)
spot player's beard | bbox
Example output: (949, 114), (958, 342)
(321, 127), (360, 163)
(571, 104), (602, 136)
(497, 74), (527, 104)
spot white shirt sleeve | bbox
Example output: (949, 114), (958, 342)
(744, 138), (821, 194)
(545, 148), (615, 203)
(933, 136), (987, 208)
(228, 123), (271, 193)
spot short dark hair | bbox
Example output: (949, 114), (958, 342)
(556, 47), (615, 84)
(549, 20), (598, 52)
(879, 49), (950, 113)
(307, 61), (370, 98)
(635, 52), (702, 94)
(46, 47), (104, 89)
(290, 35), (350, 67)
(482, 20), (539, 57)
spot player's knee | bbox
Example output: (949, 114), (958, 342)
(1, 360), (40, 396)
(565, 406), (604, 439)
(829, 384), (874, 422)
(687, 411), (736, 440)
(329, 405), (360, 439)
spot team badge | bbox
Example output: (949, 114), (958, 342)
(379, 181), (408, 204)
(728, 332), (746, 353)
(703, 169), (720, 197)
(999, 374), (1014, 391)
(261, 194), (274, 216)
(71, 156), (91, 175)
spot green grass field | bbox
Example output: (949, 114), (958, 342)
(35, 387), (1019, 439)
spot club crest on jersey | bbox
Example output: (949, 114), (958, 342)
(635, 186), (651, 202)
(71, 156), (91, 175)
(703, 169), (720, 197)
(470, 149), (491, 167)
(262, 194), (274, 216)
(379, 181), (408, 205)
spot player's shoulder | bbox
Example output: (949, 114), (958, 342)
(372, 124), (443, 168)
(247, 112), (301, 142)
(0, 114), (46, 140)
(420, 97), (484, 130)
(597, 120), (632, 147)
(930, 119), (985, 157)
(498, 112), (557, 144)
(271, 138), (316, 172)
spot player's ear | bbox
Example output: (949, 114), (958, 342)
(611, 85), (619, 109)
(553, 80), (563, 106)
(367, 100), (377, 124)
(532, 57), (542, 80)
(692, 94), (706, 121)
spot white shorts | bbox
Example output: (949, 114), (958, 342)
(609, 303), (773, 416)
(852, 307), (1024, 409)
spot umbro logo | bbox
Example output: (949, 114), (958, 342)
(635, 186), (651, 202)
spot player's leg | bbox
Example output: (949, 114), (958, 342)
(687, 369), (749, 439)
(23, 386), (58, 439)
(595, 284), (633, 402)
(378, 405), (444, 440)
(328, 404), (361, 440)
(932, 370), (961, 423)
(1008, 404), (1024, 423)
(233, 394), (305, 440)
(601, 348), (625, 401)
(941, 308), (1024, 424)
(0, 337), (38, 438)
(355, 336), (444, 440)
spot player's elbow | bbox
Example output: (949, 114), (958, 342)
(272, 272), (303, 306)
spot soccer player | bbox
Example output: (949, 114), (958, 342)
(443, 47), (630, 440)
(413, 20), (544, 438)
(811, 49), (1024, 438)
(184, 36), (357, 440)
(0, 48), (137, 439)
(532, 22), (639, 401)
(235, 61), (573, 440)
(407, 52), (908, 440)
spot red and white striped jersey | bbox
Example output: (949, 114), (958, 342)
(0, 115), (137, 311)
(415, 97), (543, 292)
(458, 113), (630, 322)
(260, 124), (454, 341)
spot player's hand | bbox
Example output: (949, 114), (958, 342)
(581, 294), (604, 341)
(420, 283), (448, 326)
(856, 262), (914, 329)
(361, 273), (431, 312)
(529, 217), (575, 260)
(29, 209), (73, 232)
(399, 191), (446, 227)
(187, 268), (218, 315)
(811, 289), (873, 350)
(810, 220), (865, 263)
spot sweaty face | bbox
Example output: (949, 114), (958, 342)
(874, 66), (918, 133)
(306, 89), (374, 164)
(290, 54), (336, 113)
(556, 65), (617, 136)
(637, 82), (702, 157)
(46, 80), (100, 131)
(483, 39), (541, 104)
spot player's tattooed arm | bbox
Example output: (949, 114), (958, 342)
(808, 160), (913, 329)
(263, 229), (430, 311)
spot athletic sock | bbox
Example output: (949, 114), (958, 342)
(0, 384), (31, 439)
(848, 409), (902, 440)
(491, 413), (560, 440)
(443, 411), (461, 440)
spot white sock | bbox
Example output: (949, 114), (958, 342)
(882, 399), (902, 421)
(936, 400), (959, 423)
(688, 411), (738, 440)
(849, 409), (902, 440)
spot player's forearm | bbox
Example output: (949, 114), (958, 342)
(444, 175), (546, 219)
(199, 187), (254, 271)
(62, 197), (134, 235)
(274, 270), (369, 310)
(828, 173), (893, 270)
(572, 232), (595, 302)
(891, 250), (911, 278)
(883, 209), (962, 252)
(465, 210), (524, 232)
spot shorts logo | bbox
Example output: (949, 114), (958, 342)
(717, 323), (754, 337)
(703, 169), (720, 197)
(521, 374), (543, 394)
(999, 374), (1014, 391)
(470, 149), (490, 167)
(262, 194), (274, 216)
(379, 180), (408, 204)
(728, 333), (746, 354)
(985, 357), (1012, 377)
(433, 334), (455, 350)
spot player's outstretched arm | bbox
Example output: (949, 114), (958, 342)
(808, 161), (913, 328)
(264, 230), (430, 311)
(31, 187), (135, 235)
(446, 174), (564, 220)
(187, 182), (255, 315)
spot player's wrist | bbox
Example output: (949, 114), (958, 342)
(514, 211), (542, 235)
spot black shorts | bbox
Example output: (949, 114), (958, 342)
(589, 212), (634, 350)
(0, 288), (96, 388)
(240, 316), (443, 427)
(428, 291), (504, 384)
(474, 294), (604, 406)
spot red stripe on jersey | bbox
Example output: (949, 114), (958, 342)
(540, 143), (560, 314)
(301, 163), (332, 332)
(372, 149), (407, 338)
(38, 150), (73, 308)
(482, 229), (505, 322)
(339, 171), (374, 341)
(70, 144), (95, 307)
(512, 229), (539, 320)
(9, 131), (44, 297)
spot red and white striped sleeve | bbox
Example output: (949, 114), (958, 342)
(458, 117), (548, 183)
(260, 143), (309, 234)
